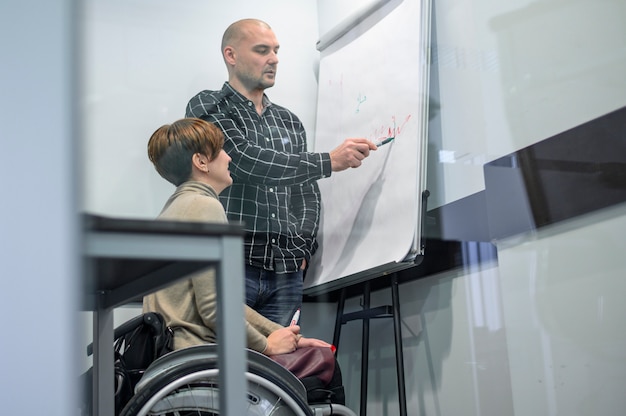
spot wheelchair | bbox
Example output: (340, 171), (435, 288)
(120, 343), (356, 416)
(85, 313), (356, 416)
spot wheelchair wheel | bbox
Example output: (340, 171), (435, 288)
(119, 352), (313, 416)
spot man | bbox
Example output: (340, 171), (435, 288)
(186, 18), (377, 326)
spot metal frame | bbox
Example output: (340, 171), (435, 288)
(83, 214), (246, 416)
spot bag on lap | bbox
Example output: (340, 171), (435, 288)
(270, 346), (346, 405)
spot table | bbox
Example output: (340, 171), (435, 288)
(83, 213), (247, 416)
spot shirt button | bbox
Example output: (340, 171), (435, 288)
(248, 102), (253, 106)
(269, 188), (274, 192)
(266, 137), (270, 141)
(271, 238), (276, 244)
(271, 213), (276, 218)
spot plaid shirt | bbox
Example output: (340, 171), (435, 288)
(186, 82), (332, 273)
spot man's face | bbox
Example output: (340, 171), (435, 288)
(231, 25), (280, 92)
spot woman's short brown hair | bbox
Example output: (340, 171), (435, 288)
(147, 118), (224, 186)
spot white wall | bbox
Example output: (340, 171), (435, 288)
(81, 0), (320, 218)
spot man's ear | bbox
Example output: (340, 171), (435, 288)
(223, 46), (236, 66)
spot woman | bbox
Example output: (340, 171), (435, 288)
(143, 118), (331, 355)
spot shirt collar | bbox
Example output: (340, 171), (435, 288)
(222, 82), (272, 109)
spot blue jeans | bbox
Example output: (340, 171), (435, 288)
(245, 265), (303, 327)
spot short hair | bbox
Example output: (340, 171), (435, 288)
(221, 18), (272, 52)
(147, 118), (224, 186)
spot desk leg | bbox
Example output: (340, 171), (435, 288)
(215, 235), (247, 416)
(92, 308), (114, 416)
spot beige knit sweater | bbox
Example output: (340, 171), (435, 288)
(143, 181), (283, 352)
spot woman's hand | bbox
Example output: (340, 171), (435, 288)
(265, 326), (333, 355)
(296, 336), (332, 349)
(264, 326), (300, 355)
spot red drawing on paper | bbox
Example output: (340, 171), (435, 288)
(371, 114), (411, 142)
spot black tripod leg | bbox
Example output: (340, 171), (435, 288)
(391, 274), (407, 416)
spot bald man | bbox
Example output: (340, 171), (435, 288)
(186, 19), (377, 326)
